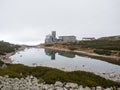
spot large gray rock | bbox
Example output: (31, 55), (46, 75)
(65, 82), (78, 89)
(104, 88), (112, 90)
(117, 88), (120, 90)
(55, 81), (63, 87)
(55, 86), (64, 90)
(78, 85), (84, 90)
(84, 86), (91, 90)
(91, 87), (95, 90)
(96, 86), (102, 90)
(42, 84), (53, 90)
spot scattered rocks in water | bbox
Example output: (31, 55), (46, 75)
(0, 75), (119, 90)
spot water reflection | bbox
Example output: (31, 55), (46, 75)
(44, 49), (75, 60)
(45, 49), (56, 60)
(10, 48), (120, 82)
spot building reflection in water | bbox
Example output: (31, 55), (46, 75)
(44, 49), (75, 60)
(44, 49), (56, 60)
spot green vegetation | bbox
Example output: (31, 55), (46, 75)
(44, 44), (54, 47)
(52, 39), (120, 56)
(99, 35), (120, 41)
(0, 41), (20, 55)
(63, 40), (120, 51)
(94, 49), (111, 55)
(0, 60), (120, 87)
(44, 39), (120, 65)
(68, 46), (77, 51)
(0, 40), (120, 87)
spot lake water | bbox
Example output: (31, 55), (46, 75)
(10, 48), (120, 75)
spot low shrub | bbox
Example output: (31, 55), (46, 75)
(68, 46), (77, 51)
(94, 49), (111, 55)
(44, 44), (54, 47)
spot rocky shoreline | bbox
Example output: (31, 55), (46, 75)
(0, 75), (120, 90)
(0, 45), (26, 63)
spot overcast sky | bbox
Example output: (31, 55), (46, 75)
(0, 0), (120, 45)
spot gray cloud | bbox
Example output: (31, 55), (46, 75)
(0, 0), (120, 45)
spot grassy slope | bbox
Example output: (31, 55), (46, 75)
(0, 61), (120, 87)
(44, 39), (120, 57)
(56, 39), (120, 51)
(0, 41), (20, 55)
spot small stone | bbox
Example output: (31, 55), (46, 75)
(30, 75), (34, 79)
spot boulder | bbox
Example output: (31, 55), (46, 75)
(96, 86), (102, 90)
(65, 82), (78, 89)
(55, 81), (63, 87)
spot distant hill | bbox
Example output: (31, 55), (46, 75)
(98, 35), (120, 40)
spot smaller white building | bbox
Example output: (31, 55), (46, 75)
(82, 37), (95, 41)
